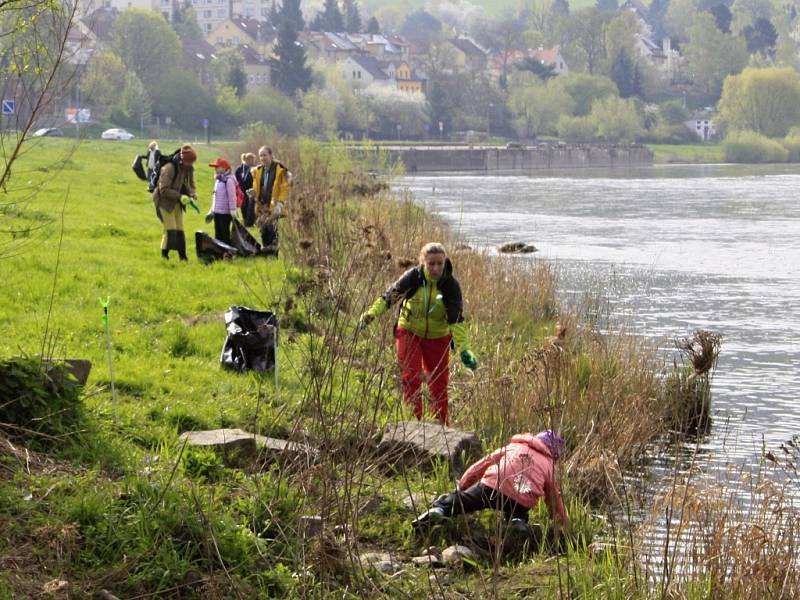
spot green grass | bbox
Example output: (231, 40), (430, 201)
(646, 142), (724, 164)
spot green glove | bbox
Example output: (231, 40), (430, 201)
(188, 199), (200, 213)
(460, 350), (478, 371)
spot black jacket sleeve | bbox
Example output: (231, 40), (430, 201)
(380, 267), (420, 308)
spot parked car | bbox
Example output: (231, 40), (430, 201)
(505, 142), (524, 149)
(101, 128), (134, 140)
(32, 128), (64, 137)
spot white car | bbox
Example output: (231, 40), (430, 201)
(101, 128), (135, 140)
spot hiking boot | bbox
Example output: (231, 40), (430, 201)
(509, 518), (532, 536)
(411, 507), (446, 529)
(176, 231), (188, 261)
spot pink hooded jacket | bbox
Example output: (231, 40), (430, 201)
(212, 173), (238, 215)
(458, 434), (568, 527)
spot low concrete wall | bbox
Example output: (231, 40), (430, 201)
(379, 144), (653, 172)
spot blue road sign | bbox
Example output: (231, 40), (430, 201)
(2, 100), (15, 114)
(202, 118), (209, 128)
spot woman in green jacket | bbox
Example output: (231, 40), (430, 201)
(360, 243), (478, 425)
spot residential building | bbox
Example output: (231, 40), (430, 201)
(491, 47), (569, 77)
(181, 36), (217, 89)
(240, 44), (271, 88)
(529, 46), (568, 75)
(684, 111), (716, 141)
(190, 0), (231, 34)
(346, 33), (408, 62)
(340, 54), (394, 88)
(621, 0), (654, 37)
(301, 31), (360, 62)
(395, 61), (424, 94)
(449, 36), (488, 72)
(207, 16), (276, 54)
(81, 5), (119, 42)
(230, 0), (275, 21)
(65, 19), (97, 66)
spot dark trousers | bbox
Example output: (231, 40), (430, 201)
(260, 220), (278, 251)
(242, 197), (256, 227)
(214, 213), (232, 245)
(433, 483), (530, 522)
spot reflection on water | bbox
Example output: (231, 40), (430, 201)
(398, 165), (800, 561)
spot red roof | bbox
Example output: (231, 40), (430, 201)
(530, 47), (559, 65)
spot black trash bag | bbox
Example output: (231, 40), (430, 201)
(132, 155), (147, 181)
(195, 231), (239, 263)
(230, 218), (262, 256)
(220, 306), (278, 372)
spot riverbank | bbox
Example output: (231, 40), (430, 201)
(645, 142), (724, 164)
(0, 138), (791, 598)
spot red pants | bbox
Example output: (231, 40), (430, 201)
(395, 327), (451, 425)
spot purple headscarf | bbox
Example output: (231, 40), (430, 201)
(536, 430), (566, 461)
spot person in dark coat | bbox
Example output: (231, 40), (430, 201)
(235, 152), (256, 227)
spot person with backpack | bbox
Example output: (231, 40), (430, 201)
(411, 430), (569, 534)
(206, 157), (239, 246)
(153, 144), (197, 261)
(235, 152), (256, 227)
(250, 146), (290, 255)
(358, 242), (478, 425)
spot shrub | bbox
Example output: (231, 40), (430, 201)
(723, 130), (789, 163)
(782, 134), (800, 162)
(557, 115), (596, 142)
(0, 357), (85, 447)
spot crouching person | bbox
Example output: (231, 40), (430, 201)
(412, 431), (569, 533)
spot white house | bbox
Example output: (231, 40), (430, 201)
(340, 54), (395, 88)
(529, 46), (569, 75)
(684, 111), (716, 141)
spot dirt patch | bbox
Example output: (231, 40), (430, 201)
(183, 313), (220, 327)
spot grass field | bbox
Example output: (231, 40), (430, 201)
(646, 142), (724, 164)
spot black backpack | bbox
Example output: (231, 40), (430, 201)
(148, 148), (181, 193)
(132, 148), (181, 192)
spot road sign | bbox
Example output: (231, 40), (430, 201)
(2, 100), (15, 115)
(202, 119), (209, 128)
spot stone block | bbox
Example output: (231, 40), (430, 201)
(377, 421), (482, 474)
(178, 428), (258, 466)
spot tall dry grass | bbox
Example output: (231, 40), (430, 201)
(643, 455), (800, 599)
(226, 134), (726, 597)
(234, 136), (697, 502)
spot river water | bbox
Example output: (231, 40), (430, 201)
(397, 164), (800, 485)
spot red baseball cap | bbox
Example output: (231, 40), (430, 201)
(208, 157), (231, 170)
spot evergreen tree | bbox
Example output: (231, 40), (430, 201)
(274, 17), (312, 95)
(743, 17), (778, 55)
(281, 0), (304, 31)
(595, 0), (618, 12)
(318, 0), (344, 31)
(648, 0), (669, 39)
(230, 63), (248, 98)
(171, 0), (203, 39)
(269, 0), (279, 25)
(610, 50), (642, 97)
(366, 15), (380, 34)
(709, 3), (732, 33)
(344, 0), (362, 33)
(553, 0), (570, 16)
